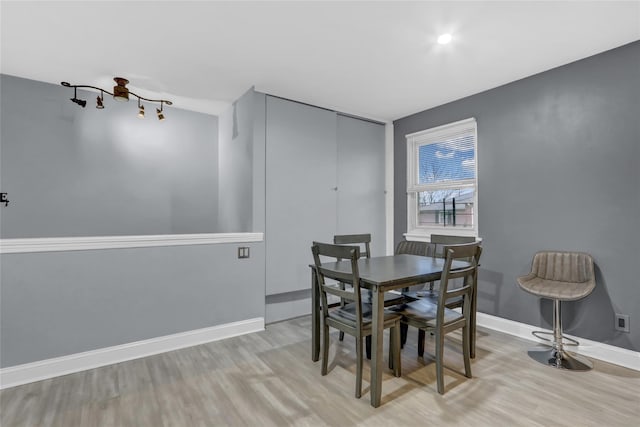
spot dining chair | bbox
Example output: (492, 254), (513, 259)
(394, 239), (432, 257)
(517, 251), (596, 370)
(395, 242), (482, 394)
(394, 240), (432, 346)
(404, 236), (482, 358)
(429, 234), (477, 256)
(334, 234), (406, 358)
(311, 242), (402, 398)
(425, 234), (477, 293)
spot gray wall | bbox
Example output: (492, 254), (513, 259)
(394, 41), (640, 351)
(0, 74), (219, 238)
(218, 87), (255, 232)
(0, 243), (265, 367)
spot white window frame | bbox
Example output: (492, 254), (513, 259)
(405, 118), (478, 242)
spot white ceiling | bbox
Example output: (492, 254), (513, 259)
(1, 1), (639, 121)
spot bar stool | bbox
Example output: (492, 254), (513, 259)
(517, 251), (596, 371)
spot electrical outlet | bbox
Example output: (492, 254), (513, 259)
(237, 247), (250, 259)
(615, 314), (630, 333)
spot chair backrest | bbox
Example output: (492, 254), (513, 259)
(334, 234), (371, 259)
(529, 251), (594, 283)
(395, 240), (431, 256)
(311, 242), (364, 325)
(430, 234), (476, 258)
(438, 242), (483, 316)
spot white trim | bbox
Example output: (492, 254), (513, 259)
(385, 122), (394, 255)
(405, 117), (477, 141)
(0, 232), (264, 254)
(404, 232), (482, 242)
(0, 317), (265, 390)
(476, 312), (640, 371)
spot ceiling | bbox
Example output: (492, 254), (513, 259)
(1, 1), (639, 121)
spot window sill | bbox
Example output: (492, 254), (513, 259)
(404, 230), (480, 242)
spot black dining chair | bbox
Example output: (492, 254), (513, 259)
(395, 242), (482, 394)
(425, 234), (476, 294)
(394, 240), (432, 346)
(402, 236), (483, 358)
(334, 234), (407, 359)
(311, 241), (402, 398)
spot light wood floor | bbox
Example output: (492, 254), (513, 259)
(1, 316), (639, 426)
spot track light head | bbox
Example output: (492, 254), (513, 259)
(156, 108), (165, 121)
(96, 95), (104, 109)
(71, 97), (87, 108)
(138, 103), (145, 119)
(69, 86), (86, 107)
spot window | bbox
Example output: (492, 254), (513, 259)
(406, 118), (477, 239)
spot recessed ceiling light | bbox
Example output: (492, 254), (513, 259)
(437, 33), (452, 45)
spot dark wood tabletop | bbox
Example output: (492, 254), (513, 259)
(320, 254), (468, 290)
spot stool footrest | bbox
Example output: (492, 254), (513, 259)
(531, 330), (579, 346)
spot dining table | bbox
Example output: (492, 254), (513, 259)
(310, 253), (470, 407)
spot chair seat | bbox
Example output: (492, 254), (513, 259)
(517, 274), (595, 301)
(394, 299), (463, 327)
(403, 290), (463, 308)
(361, 289), (407, 306)
(330, 302), (402, 325)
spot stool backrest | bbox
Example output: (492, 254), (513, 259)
(531, 251), (594, 283)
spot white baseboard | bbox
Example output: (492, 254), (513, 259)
(0, 317), (264, 390)
(476, 312), (639, 371)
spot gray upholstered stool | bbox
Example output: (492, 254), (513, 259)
(517, 251), (596, 371)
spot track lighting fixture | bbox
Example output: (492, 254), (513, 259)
(61, 77), (172, 120)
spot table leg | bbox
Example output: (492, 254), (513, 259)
(370, 287), (384, 407)
(311, 267), (320, 362)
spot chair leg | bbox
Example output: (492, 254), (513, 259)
(435, 330), (445, 395)
(339, 284), (346, 342)
(355, 336), (363, 398)
(400, 322), (408, 348)
(418, 329), (426, 357)
(388, 330), (394, 370)
(321, 323), (330, 376)
(393, 325), (402, 377)
(462, 324), (472, 379)
(470, 280), (477, 358)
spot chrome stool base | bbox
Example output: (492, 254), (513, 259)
(528, 346), (593, 371)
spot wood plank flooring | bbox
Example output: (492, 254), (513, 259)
(1, 316), (639, 426)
